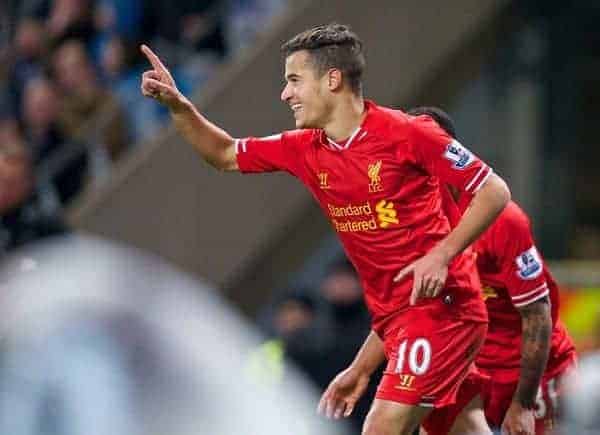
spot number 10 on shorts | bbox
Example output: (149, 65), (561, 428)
(396, 338), (432, 376)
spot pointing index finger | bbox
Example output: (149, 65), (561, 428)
(141, 44), (167, 72)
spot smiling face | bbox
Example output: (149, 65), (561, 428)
(280, 50), (333, 129)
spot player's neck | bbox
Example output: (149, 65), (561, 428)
(322, 95), (366, 142)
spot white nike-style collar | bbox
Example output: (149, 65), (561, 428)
(325, 127), (365, 151)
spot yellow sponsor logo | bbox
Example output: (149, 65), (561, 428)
(327, 199), (398, 232)
(482, 286), (498, 300)
(394, 374), (416, 391)
(376, 200), (399, 228)
(318, 172), (330, 189)
(368, 160), (383, 192)
(328, 202), (372, 217)
(332, 218), (378, 233)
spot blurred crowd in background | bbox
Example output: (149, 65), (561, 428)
(0, 0), (288, 253)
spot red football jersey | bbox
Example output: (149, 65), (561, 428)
(236, 101), (489, 334)
(462, 200), (577, 382)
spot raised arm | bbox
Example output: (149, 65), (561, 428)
(140, 45), (238, 171)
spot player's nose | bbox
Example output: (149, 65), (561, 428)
(280, 83), (292, 102)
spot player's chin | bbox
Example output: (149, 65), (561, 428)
(294, 116), (314, 129)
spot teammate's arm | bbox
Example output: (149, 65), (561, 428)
(318, 331), (385, 419)
(140, 45), (238, 171)
(436, 172), (510, 261)
(396, 173), (510, 304)
(502, 297), (551, 435)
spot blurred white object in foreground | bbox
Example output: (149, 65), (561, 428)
(559, 352), (600, 435)
(0, 235), (345, 435)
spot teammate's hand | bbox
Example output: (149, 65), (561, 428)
(393, 248), (449, 305)
(140, 44), (185, 110)
(501, 401), (535, 435)
(317, 366), (370, 419)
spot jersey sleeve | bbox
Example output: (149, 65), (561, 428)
(235, 130), (309, 176)
(491, 207), (549, 308)
(409, 115), (493, 195)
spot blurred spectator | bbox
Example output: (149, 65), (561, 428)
(99, 35), (167, 143)
(93, 0), (146, 41)
(250, 289), (329, 387)
(317, 259), (377, 432)
(21, 76), (88, 205)
(144, 0), (226, 60)
(0, 116), (66, 252)
(256, 260), (378, 434)
(0, 119), (33, 214)
(20, 0), (96, 45)
(52, 39), (128, 162)
(3, 18), (48, 113)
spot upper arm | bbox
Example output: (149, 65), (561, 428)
(234, 131), (306, 175)
(516, 295), (550, 319)
(493, 207), (550, 310)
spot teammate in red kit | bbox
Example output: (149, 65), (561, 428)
(140, 24), (510, 435)
(406, 107), (577, 435)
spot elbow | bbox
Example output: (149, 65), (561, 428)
(486, 173), (511, 213)
(208, 145), (238, 172)
(498, 176), (511, 210)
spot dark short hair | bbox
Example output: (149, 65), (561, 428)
(281, 23), (365, 95)
(407, 106), (457, 139)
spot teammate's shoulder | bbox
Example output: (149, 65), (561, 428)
(491, 201), (532, 238)
(498, 201), (531, 226)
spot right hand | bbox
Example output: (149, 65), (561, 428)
(501, 401), (535, 435)
(317, 366), (370, 419)
(140, 44), (185, 110)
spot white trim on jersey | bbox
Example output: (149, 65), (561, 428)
(234, 139), (247, 154)
(465, 165), (488, 191)
(464, 166), (493, 194)
(512, 283), (549, 302)
(326, 127), (362, 151)
(473, 167), (493, 193)
(513, 288), (550, 308)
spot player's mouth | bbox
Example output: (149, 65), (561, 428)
(291, 103), (302, 115)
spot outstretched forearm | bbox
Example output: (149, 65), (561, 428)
(435, 173), (510, 261)
(170, 97), (238, 171)
(350, 330), (386, 375)
(514, 297), (552, 408)
(140, 44), (238, 171)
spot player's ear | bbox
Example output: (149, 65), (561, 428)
(327, 68), (343, 91)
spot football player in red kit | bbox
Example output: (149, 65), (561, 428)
(141, 23), (510, 435)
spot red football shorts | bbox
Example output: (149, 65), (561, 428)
(375, 312), (487, 415)
(483, 364), (576, 435)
